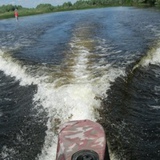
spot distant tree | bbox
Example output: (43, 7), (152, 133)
(147, 0), (156, 5)
(155, 0), (160, 6)
(62, 1), (73, 8)
(5, 4), (14, 11)
(15, 5), (23, 10)
(73, 0), (91, 8)
(36, 4), (54, 11)
(0, 4), (23, 13)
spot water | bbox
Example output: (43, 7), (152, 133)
(0, 7), (160, 160)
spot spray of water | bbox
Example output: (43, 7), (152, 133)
(0, 35), (124, 159)
(133, 43), (160, 71)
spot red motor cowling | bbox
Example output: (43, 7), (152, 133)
(56, 120), (106, 160)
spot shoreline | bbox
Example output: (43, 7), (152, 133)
(0, 5), (142, 20)
(0, 4), (153, 20)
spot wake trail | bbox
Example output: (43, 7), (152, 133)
(133, 43), (160, 71)
(0, 28), (124, 160)
(36, 27), (125, 160)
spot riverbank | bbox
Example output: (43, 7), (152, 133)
(0, 5), (110, 20)
(0, 3), (154, 20)
(0, 8), (48, 20)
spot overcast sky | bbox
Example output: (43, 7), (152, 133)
(0, 0), (77, 8)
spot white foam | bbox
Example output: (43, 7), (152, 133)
(36, 37), (125, 160)
(155, 85), (160, 92)
(133, 46), (160, 70)
(1, 146), (17, 159)
(0, 37), (125, 160)
(150, 105), (160, 110)
(0, 110), (3, 117)
(142, 47), (160, 66)
(35, 82), (101, 160)
(0, 50), (46, 86)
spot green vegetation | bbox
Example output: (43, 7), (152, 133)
(0, 0), (160, 19)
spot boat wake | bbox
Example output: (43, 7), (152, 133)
(0, 27), (125, 160)
(133, 43), (160, 70)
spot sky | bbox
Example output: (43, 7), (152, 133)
(0, 0), (77, 8)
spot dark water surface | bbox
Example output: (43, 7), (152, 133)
(0, 7), (160, 160)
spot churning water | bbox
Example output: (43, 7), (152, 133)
(0, 7), (160, 160)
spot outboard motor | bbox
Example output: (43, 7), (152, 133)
(56, 120), (106, 160)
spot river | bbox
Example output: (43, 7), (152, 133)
(0, 7), (160, 160)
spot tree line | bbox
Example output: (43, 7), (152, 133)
(0, 5), (23, 13)
(0, 0), (160, 15)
